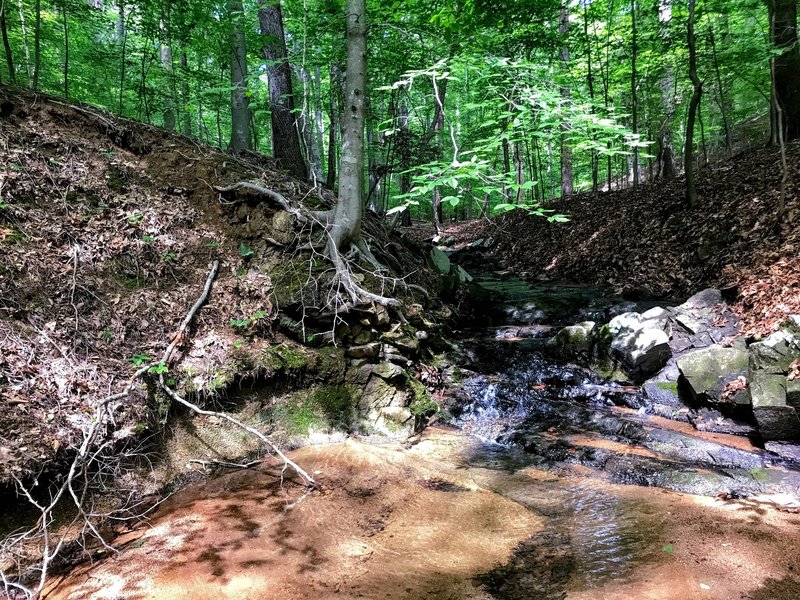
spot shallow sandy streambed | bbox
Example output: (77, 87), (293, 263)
(44, 426), (799, 600)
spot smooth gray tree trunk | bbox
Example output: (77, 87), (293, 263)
(331, 0), (367, 251)
(228, 0), (250, 151)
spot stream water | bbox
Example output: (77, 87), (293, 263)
(42, 263), (800, 600)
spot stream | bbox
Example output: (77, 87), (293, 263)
(43, 259), (800, 600)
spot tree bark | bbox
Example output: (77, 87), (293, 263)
(331, 0), (367, 251)
(630, 0), (639, 188)
(325, 64), (342, 190)
(656, 0), (677, 179)
(768, 0), (800, 140)
(1, 0), (16, 83)
(559, 4), (573, 197)
(685, 0), (702, 208)
(32, 0), (40, 88)
(398, 98), (412, 226)
(430, 75), (448, 232)
(259, 0), (306, 178)
(709, 26), (732, 153)
(228, 0), (250, 151)
(159, 42), (176, 131)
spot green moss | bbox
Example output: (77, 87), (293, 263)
(407, 374), (438, 416)
(1, 227), (24, 245)
(261, 343), (309, 371)
(267, 384), (355, 435)
(656, 381), (679, 393)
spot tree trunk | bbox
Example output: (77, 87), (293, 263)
(630, 0), (639, 188)
(430, 74), (448, 232)
(583, 1), (598, 192)
(559, 5), (573, 197)
(1, 0), (16, 83)
(228, 0), (250, 151)
(62, 2), (68, 98)
(709, 26), (732, 153)
(768, 0), (800, 140)
(297, 65), (324, 182)
(325, 64), (342, 190)
(331, 0), (367, 251)
(657, 0), (677, 179)
(685, 0), (702, 208)
(32, 0), (40, 88)
(117, 0), (127, 113)
(398, 98), (412, 226)
(17, 0), (32, 85)
(259, 0), (306, 178)
(160, 42), (176, 131)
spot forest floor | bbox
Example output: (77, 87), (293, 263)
(434, 143), (800, 338)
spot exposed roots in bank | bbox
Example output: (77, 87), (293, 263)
(0, 261), (315, 600)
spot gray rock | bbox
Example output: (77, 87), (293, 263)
(749, 330), (800, 374)
(750, 371), (787, 408)
(764, 441), (800, 463)
(429, 247), (451, 275)
(372, 362), (405, 382)
(787, 378), (800, 410)
(783, 315), (800, 336)
(610, 328), (671, 381)
(676, 346), (748, 403)
(675, 313), (706, 335)
(750, 371), (800, 440)
(550, 322), (595, 356)
(608, 312), (643, 337)
(467, 238), (485, 248)
(753, 405), (800, 441)
(641, 307), (669, 321)
(346, 343), (380, 360)
(681, 288), (723, 309)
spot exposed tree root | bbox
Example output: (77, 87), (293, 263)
(0, 260), (314, 600)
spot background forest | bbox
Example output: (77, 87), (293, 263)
(0, 0), (791, 224)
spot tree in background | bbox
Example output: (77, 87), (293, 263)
(259, 0), (306, 179)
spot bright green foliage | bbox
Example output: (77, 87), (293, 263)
(0, 0), (777, 220)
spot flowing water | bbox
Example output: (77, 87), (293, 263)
(42, 269), (800, 600)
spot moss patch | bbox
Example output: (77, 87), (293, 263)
(407, 374), (438, 416)
(267, 384), (356, 435)
(656, 381), (679, 393)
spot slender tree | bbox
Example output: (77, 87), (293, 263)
(768, 0), (800, 140)
(685, 0), (702, 208)
(559, 3), (573, 196)
(259, 0), (306, 178)
(0, 0), (16, 83)
(656, 0), (677, 179)
(228, 0), (250, 151)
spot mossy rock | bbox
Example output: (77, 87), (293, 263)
(266, 384), (358, 435)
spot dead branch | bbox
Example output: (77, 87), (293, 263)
(214, 181), (308, 223)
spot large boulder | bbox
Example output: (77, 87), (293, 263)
(676, 346), (749, 405)
(608, 322), (671, 382)
(746, 315), (800, 440)
(549, 322), (596, 357)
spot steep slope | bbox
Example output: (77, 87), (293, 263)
(462, 142), (800, 337)
(0, 88), (435, 484)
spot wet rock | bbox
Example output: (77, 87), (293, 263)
(642, 380), (681, 407)
(688, 408), (758, 435)
(676, 346), (749, 404)
(681, 288), (723, 309)
(765, 441), (800, 464)
(346, 343), (380, 360)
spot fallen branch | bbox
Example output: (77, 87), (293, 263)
(214, 181), (308, 223)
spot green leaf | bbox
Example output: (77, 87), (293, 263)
(239, 243), (254, 258)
